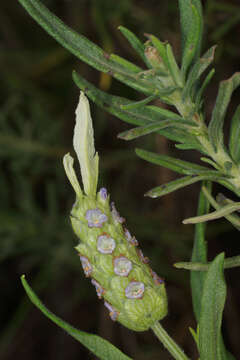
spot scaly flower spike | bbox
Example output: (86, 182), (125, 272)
(63, 92), (168, 331)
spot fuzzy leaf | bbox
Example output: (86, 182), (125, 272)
(120, 95), (158, 110)
(21, 276), (132, 360)
(208, 73), (240, 150)
(73, 92), (99, 196)
(190, 183), (210, 321)
(118, 120), (172, 140)
(118, 119), (195, 140)
(18, 0), (156, 95)
(229, 105), (240, 163)
(183, 201), (240, 224)
(118, 25), (146, 63)
(198, 253), (227, 360)
(181, 4), (203, 78)
(178, 0), (203, 75)
(145, 174), (223, 198)
(183, 46), (216, 100)
(136, 149), (215, 175)
(166, 44), (183, 87)
(196, 69), (215, 109)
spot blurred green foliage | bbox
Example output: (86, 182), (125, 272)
(1, 0), (240, 359)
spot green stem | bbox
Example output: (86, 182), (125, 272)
(151, 322), (191, 360)
(173, 93), (240, 197)
(174, 255), (240, 271)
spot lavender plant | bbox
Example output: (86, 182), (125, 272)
(18, 0), (240, 358)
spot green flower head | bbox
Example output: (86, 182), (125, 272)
(63, 92), (168, 331)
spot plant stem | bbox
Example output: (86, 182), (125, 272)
(151, 322), (191, 360)
(175, 255), (240, 271)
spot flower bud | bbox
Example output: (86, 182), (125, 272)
(144, 44), (167, 74)
(64, 92), (168, 332)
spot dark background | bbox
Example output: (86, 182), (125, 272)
(1, 0), (240, 359)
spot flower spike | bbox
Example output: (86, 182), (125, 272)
(64, 92), (168, 331)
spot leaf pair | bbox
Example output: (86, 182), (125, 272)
(136, 149), (228, 198)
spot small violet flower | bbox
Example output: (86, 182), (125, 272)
(104, 301), (119, 321)
(99, 187), (108, 201)
(111, 202), (125, 224)
(125, 281), (145, 299)
(150, 270), (164, 285)
(114, 256), (132, 277)
(97, 234), (116, 254)
(85, 208), (108, 228)
(91, 279), (105, 299)
(79, 255), (93, 277)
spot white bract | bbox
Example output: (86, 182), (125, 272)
(63, 92), (99, 197)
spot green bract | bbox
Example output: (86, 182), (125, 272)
(63, 92), (167, 331)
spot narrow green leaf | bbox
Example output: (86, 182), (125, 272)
(118, 25), (146, 63)
(119, 119), (195, 141)
(118, 120), (172, 140)
(202, 186), (240, 230)
(147, 105), (183, 121)
(120, 95), (158, 110)
(190, 182), (211, 319)
(166, 44), (183, 87)
(199, 253), (226, 360)
(181, 4), (202, 78)
(136, 148), (217, 175)
(200, 156), (220, 171)
(110, 54), (142, 73)
(208, 72), (240, 150)
(145, 174), (221, 198)
(196, 69), (215, 109)
(182, 46), (216, 100)
(175, 255), (240, 271)
(21, 275), (132, 360)
(190, 182), (209, 322)
(175, 142), (205, 153)
(229, 105), (240, 163)
(178, 0), (203, 74)
(183, 200), (240, 224)
(18, 0), (156, 95)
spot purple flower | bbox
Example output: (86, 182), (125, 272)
(124, 228), (138, 246)
(150, 269), (164, 285)
(114, 256), (132, 277)
(97, 234), (116, 254)
(125, 281), (145, 299)
(124, 228), (132, 241)
(79, 255), (93, 277)
(104, 301), (119, 321)
(91, 279), (105, 299)
(85, 208), (108, 228)
(99, 187), (108, 201)
(111, 202), (125, 224)
(137, 249), (149, 264)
